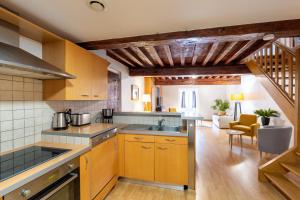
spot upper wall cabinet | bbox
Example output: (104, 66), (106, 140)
(43, 40), (108, 100)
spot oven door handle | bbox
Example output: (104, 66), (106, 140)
(40, 173), (78, 200)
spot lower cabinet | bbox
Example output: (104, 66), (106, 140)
(124, 141), (155, 181)
(120, 134), (188, 186)
(80, 136), (118, 200)
(155, 143), (188, 185)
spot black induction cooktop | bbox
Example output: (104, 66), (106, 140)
(0, 146), (70, 182)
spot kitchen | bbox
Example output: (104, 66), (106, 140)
(2, 1), (300, 200)
(0, 4), (194, 200)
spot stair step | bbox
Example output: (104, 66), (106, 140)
(265, 173), (300, 200)
(281, 162), (300, 177)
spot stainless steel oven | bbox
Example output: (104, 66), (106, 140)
(4, 158), (80, 200)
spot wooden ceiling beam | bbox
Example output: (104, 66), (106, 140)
(144, 46), (164, 67)
(107, 49), (135, 67)
(130, 47), (154, 66)
(78, 19), (300, 50)
(203, 42), (219, 65)
(120, 48), (144, 66)
(163, 45), (174, 66)
(213, 41), (238, 65)
(154, 76), (241, 85)
(192, 44), (203, 66)
(180, 46), (186, 66)
(129, 64), (250, 76)
(225, 40), (257, 64)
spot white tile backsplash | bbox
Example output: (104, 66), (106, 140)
(0, 75), (54, 153)
(0, 74), (107, 153)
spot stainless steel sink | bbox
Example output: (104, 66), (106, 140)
(148, 125), (180, 132)
(122, 124), (180, 133)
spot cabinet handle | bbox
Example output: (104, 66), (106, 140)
(158, 147), (168, 150)
(134, 137), (143, 140)
(81, 94), (89, 97)
(94, 95), (99, 97)
(165, 139), (176, 142)
(141, 145), (151, 149)
(85, 156), (88, 170)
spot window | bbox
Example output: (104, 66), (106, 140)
(179, 88), (198, 113)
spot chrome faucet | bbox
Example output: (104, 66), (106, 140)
(158, 119), (165, 127)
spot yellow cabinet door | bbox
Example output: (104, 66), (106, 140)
(125, 141), (154, 181)
(155, 143), (188, 185)
(90, 136), (118, 199)
(118, 134), (125, 177)
(65, 41), (93, 100)
(80, 151), (92, 200)
(91, 55), (108, 100)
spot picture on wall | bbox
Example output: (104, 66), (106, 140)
(131, 85), (139, 100)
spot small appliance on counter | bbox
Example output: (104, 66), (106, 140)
(52, 109), (71, 130)
(102, 109), (114, 123)
(71, 113), (91, 126)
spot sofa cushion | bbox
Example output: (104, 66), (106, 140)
(232, 125), (251, 133)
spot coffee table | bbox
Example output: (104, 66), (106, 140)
(226, 130), (245, 150)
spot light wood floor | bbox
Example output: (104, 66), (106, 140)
(106, 123), (285, 200)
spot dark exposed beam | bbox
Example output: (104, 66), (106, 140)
(163, 45), (174, 66)
(107, 49), (135, 67)
(154, 76), (241, 85)
(225, 40), (257, 64)
(213, 41), (238, 65)
(203, 42), (219, 65)
(78, 19), (300, 50)
(130, 46), (153, 66)
(120, 48), (144, 66)
(144, 46), (164, 67)
(192, 44), (203, 66)
(180, 46), (186, 66)
(129, 64), (250, 76)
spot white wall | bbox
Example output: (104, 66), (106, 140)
(91, 50), (144, 111)
(160, 75), (292, 125)
(226, 75), (291, 125)
(161, 85), (227, 119)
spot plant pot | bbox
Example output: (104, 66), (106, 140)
(261, 117), (270, 126)
(218, 111), (226, 116)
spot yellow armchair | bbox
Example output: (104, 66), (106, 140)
(229, 114), (260, 144)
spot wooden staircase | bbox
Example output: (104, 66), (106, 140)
(246, 37), (300, 200)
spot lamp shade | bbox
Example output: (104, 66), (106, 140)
(142, 94), (151, 103)
(230, 93), (244, 101)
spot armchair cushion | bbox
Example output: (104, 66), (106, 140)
(239, 114), (257, 126)
(229, 121), (239, 129)
(231, 125), (251, 133)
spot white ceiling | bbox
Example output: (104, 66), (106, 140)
(2, 0), (300, 43)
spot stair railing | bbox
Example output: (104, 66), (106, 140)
(252, 40), (296, 105)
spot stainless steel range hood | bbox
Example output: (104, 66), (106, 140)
(0, 20), (75, 79)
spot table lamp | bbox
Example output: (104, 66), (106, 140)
(230, 93), (244, 120)
(142, 94), (151, 112)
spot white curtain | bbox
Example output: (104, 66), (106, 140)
(179, 88), (198, 113)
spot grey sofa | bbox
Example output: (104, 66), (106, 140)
(257, 126), (292, 157)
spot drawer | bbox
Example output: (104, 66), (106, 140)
(125, 134), (155, 143)
(155, 136), (188, 145)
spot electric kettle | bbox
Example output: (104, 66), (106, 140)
(52, 109), (71, 130)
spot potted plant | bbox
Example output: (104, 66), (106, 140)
(211, 99), (230, 116)
(254, 108), (280, 126)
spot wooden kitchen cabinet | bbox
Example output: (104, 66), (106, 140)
(80, 136), (118, 200)
(155, 143), (188, 185)
(120, 134), (188, 186)
(43, 40), (108, 100)
(125, 141), (155, 181)
(118, 134), (125, 177)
